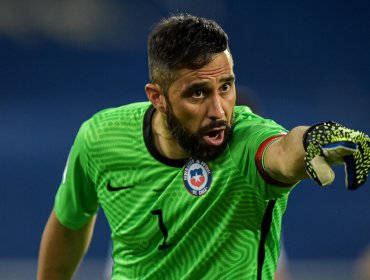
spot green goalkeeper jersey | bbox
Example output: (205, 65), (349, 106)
(55, 102), (294, 280)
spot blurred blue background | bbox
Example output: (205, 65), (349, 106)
(1, 0), (370, 279)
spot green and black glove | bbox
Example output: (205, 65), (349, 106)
(303, 121), (370, 190)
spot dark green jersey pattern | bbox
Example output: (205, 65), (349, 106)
(55, 102), (294, 280)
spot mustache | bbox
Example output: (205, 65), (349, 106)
(198, 120), (231, 135)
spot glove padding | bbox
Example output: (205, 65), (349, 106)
(303, 121), (370, 190)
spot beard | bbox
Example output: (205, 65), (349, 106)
(165, 105), (233, 162)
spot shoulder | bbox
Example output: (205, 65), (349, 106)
(77, 102), (151, 146)
(230, 106), (287, 148)
(88, 101), (151, 125)
(82, 102), (151, 132)
(233, 106), (284, 133)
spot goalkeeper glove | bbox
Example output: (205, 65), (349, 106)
(303, 121), (370, 190)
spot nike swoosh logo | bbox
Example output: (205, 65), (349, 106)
(107, 182), (135, 192)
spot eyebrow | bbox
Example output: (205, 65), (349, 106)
(219, 75), (236, 84)
(182, 75), (236, 96)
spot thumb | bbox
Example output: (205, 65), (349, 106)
(308, 155), (336, 186)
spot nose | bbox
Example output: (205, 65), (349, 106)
(208, 94), (225, 120)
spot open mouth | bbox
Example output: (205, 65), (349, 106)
(203, 128), (225, 146)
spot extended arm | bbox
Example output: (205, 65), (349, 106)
(37, 209), (96, 280)
(264, 122), (370, 189)
(264, 126), (309, 184)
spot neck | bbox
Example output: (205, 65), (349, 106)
(152, 110), (188, 160)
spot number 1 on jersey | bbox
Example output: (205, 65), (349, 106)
(151, 209), (173, 250)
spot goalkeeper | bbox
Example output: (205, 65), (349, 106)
(37, 14), (370, 280)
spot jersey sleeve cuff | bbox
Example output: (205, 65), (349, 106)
(255, 135), (295, 188)
(54, 191), (97, 230)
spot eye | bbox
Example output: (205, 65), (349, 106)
(192, 90), (205, 99)
(220, 83), (231, 93)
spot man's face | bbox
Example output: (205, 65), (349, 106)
(164, 50), (236, 161)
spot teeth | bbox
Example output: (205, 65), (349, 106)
(208, 130), (219, 138)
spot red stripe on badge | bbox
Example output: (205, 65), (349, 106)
(255, 135), (293, 187)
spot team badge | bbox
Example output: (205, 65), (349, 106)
(183, 159), (212, 196)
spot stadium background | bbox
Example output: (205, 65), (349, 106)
(1, 0), (369, 279)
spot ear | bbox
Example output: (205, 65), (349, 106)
(145, 83), (167, 113)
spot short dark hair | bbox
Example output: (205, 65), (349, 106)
(148, 14), (229, 93)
